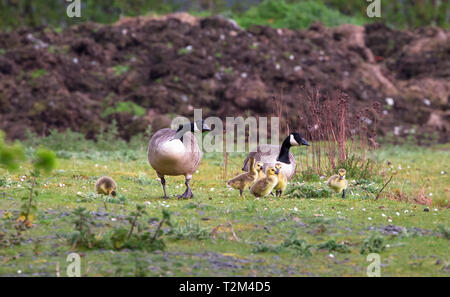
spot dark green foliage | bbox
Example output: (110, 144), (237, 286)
(316, 239), (350, 253)
(235, 0), (364, 29)
(0, 132), (25, 171)
(69, 207), (99, 249)
(253, 234), (313, 257)
(360, 233), (386, 254)
(354, 179), (380, 194)
(33, 148), (57, 173)
(109, 207), (171, 252)
(333, 154), (375, 180)
(285, 184), (333, 199)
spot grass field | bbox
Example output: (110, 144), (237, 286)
(0, 143), (449, 276)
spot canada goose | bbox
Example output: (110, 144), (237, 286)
(250, 167), (279, 197)
(273, 163), (287, 197)
(242, 132), (310, 181)
(95, 176), (117, 196)
(227, 158), (259, 196)
(148, 120), (211, 199)
(327, 168), (348, 198)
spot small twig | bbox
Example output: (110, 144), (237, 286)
(376, 175), (393, 200)
(150, 218), (166, 243)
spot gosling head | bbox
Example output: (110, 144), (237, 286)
(255, 161), (264, 172)
(266, 167), (277, 176)
(338, 168), (346, 180)
(289, 132), (310, 147)
(275, 163), (282, 174)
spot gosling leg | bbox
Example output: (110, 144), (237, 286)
(342, 189), (346, 199)
(239, 189), (243, 197)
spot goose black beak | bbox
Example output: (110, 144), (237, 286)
(300, 138), (310, 146)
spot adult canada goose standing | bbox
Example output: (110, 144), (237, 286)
(242, 132), (310, 181)
(148, 120), (211, 199)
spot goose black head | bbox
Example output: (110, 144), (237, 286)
(289, 132), (310, 146)
(191, 120), (211, 133)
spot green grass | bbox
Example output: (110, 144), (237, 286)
(0, 143), (448, 276)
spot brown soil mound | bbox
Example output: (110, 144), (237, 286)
(0, 15), (448, 141)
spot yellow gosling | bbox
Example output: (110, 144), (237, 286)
(273, 163), (287, 197)
(227, 158), (258, 196)
(327, 168), (348, 198)
(255, 161), (266, 180)
(250, 167), (279, 198)
(95, 176), (117, 196)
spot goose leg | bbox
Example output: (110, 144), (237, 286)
(342, 189), (346, 199)
(178, 175), (193, 199)
(157, 173), (169, 199)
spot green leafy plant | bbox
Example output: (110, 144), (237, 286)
(109, 207), (171, 251)
(69, 207), (99, 250)
(285, 184), (333, 199)
(316, 239), (350, 253)
(360, 233), (386, 254)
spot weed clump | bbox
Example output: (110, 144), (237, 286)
(360, 233), (386, 254)
(285, 184), (333, 199)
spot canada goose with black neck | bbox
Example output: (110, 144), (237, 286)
(148, 120), (211, 199)
(242, 132), (310, 181)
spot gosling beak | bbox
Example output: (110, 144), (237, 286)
(300, 137), (310, 146)
(275, 168), (280, 174)
(261, 166), (265, 171)
(339, 176), (343, 180)
(111, 191), (117, 196)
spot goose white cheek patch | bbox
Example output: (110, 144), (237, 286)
(290, 134), (299, 146)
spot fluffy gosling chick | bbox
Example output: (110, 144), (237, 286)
(250, 167), (279, 197)
(273, 163), (287, 197)
(327, 169), (348, 198)
(95, 176), (117, 196)
(255, 161), (266, 180)
(227, 158), (259, 196)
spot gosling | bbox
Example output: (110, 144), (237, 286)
(227, 158), (259, 196)
(273, 163), (287, 197)
(327, 169), (348, 198)
(255, 161), (266, 180)
(250, 167), (279, 198)
(95, 176), (117, 196)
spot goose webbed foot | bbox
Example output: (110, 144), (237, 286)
(178, 188), (193, 199)
(178, 179), (194, 199)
